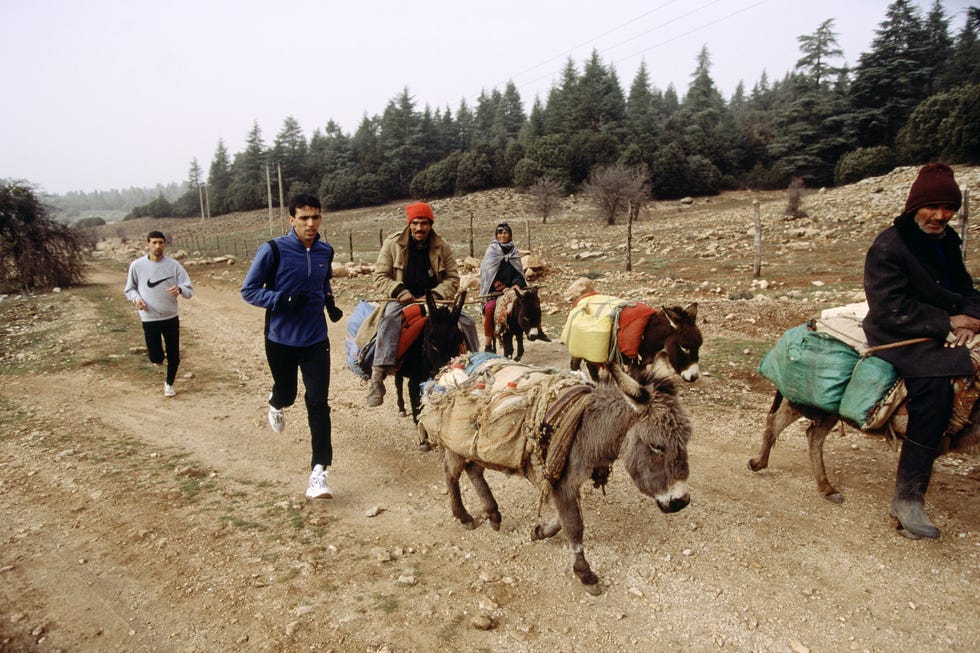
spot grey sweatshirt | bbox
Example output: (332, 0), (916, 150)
(124, 255), (194, 322)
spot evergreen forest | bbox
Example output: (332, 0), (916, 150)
(61, 2), (980, 220)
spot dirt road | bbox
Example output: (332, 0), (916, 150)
(1, 256), (977, 653)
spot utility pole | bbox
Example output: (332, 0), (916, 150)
(961, 189), (970, 261)
(198, 184), (205, 223)
(266, 164), (274, 237)
(277, 162), (285, 234)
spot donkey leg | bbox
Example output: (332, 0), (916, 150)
(748, 393), (798, 472)
(552, 481), (601, 593)
(444, 451), (475, 529)
(514, 334), (525, 362)
(463, 464), (501, 530)
(806, 415), (844, 502)
(408, 377), (422, 425)
(502, 333), (514, 359)
(395, 373), (408, 417)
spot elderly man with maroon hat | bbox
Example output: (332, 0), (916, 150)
(863, 163), (980, 540)
(366, 201), (479, 407)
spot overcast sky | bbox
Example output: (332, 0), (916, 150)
(1, 0), (973, 195)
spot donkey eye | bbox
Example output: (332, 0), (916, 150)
(648, 444), (664, 456)
(680, 346), (690, 354)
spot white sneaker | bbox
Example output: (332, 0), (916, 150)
(164, 383), (176, 397)
(306, 465), (333, 499)
(268, 407), (285, 433)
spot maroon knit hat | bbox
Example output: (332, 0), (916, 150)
(406, 201), (434, 224)
(904, 163), (962, 214)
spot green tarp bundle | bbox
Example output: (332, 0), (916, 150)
(759, 323), (901, 426)
(759, 324), (860, 413)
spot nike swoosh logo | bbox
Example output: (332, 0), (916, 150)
(147, 277), (171, 288)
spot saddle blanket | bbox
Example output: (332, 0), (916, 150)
(419, 354), (593, 477)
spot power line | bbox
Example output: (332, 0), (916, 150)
(614, 0), (769, 68)
(502, 0), (690, 85)
(507, 0), (769, 99)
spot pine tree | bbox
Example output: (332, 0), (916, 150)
(768, 19), (855, 186)
(543, 58), (580, 134)
(272, 116), (309, 198)
(378, 88), (425, 197)
(206, 139), (233, 214)
(849, 0), (931, 147)
(922, 0), (954, 95)
(187, 158), (203, 187)
(944, 7), (980, 87)
(625, 61), (662, 168)
(228, 121), (268, 211)
(669, 46), (735, 175)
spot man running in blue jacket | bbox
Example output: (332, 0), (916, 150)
(242, 193), (343, 499)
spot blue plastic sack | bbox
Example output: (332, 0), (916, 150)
(345, 301), (378, 379)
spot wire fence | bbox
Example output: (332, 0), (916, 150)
(165, 231), (382, 265)
(167, 234), (265, 261)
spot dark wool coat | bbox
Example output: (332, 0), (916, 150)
(862, 212), (980, 378)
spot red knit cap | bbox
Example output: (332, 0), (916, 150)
(904, 163), (962, 214)
(406, 201), (434, 224)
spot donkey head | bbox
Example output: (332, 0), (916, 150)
(651, 303), (701, 383)
(608, 363), (691, 513)
(514, 287), (550, 342)
(423, 290), (467, 373)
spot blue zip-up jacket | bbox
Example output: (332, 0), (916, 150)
(241, 230), (335, 347)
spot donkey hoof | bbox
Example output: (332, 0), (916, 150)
(823, 492), (844, 504)
(418, 440), (432, 453)
(488, 514), (501, 531)
(460, 519), (476, 531)
(747, 458), (766, 472)
(582, 579), (603, 596)
(530, 525), (545, 541)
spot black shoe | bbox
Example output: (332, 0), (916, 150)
(366, 380), (385, 407)
(889, 498), (940, 539)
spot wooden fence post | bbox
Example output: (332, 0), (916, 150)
(960, 189), (970, 261)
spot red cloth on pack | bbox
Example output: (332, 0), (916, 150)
(616, 302), (657, 357)
(396, 304), (428, 361)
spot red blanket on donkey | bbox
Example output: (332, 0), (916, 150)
(617, 302), (657, 358)
(396, 304), (428, 361)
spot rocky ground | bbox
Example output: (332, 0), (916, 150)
(1, 167), (978, 652)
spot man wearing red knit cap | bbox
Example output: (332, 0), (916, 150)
(863, 163), (980, 539)
(366, 201), (479, 407)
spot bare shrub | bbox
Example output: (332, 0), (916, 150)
(525, 177), (563, 224)
(583, 164), (649, 226)
(784, 176), (808, 220)
(0, 179), (87, 292)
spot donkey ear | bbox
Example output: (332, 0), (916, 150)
(661, 306), (680, 330)
(515, 287), (526, 298)
(684, 302), (698, 319)
(426, 290), (438, 315)
(451, 291), (466, 321)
